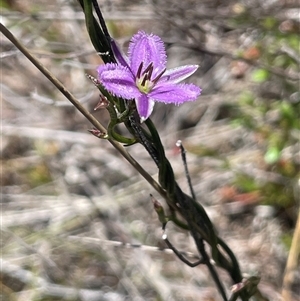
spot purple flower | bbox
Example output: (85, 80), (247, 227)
(97, 31), (201, 122)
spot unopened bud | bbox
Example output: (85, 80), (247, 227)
(94, 95), (109, 110)
(88, 128), (108, 139)
(151, 194), (163, 210)
(231, 282), (245, 294)
(150, 194), (167, 225)
(86, 74), (100, 86)
(176, 140), (182, 147)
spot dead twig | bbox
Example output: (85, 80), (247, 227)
(281, 208), (300, 301)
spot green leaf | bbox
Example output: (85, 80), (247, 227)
(238, 91), (255, 105)
(79, 0), (114, 63)
(264, 146), (281, 164)
(262, 16), (277, 30)
(280, 101), (294, 119)
(1, 0), (10, 9)
(287, 34), (300, 51)
(251, 69), (270, 83)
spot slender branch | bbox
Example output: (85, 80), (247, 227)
(68, 235), (201, 260)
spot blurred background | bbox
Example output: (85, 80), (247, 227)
(1, 0), (299, 300)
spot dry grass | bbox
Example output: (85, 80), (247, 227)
(1, 1), (299, 301)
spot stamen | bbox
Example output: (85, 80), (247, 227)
(141, 74), (148, 86)
(140, 63), (154, 86)
(143, 62), (153, 75)
(152, 68), (166, 85)
(147, 64), (153, 81)
(136, 62), (143, 78)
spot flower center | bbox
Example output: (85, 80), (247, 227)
(136, 62), (166, 94)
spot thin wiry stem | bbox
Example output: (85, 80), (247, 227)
(176, 140), (197, 201)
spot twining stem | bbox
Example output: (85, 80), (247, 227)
(1, 21), (266, 300)
(0, 23), (168, 202)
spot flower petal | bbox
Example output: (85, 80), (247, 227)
(97, 63), (141, 99)
(135, 93), (155, 122)
(128, 31), (167, 76)
(111, 39), (130, 68)
(150, 83), (201, 104)
(161, 65), (199, 83)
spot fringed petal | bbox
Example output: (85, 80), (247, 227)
(97, 63), (140, 99)
(161, 65), (199, 83)
(150, 83), (201, 104)
(135, 93), (155, 122)
(128, 31), (167, 77)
